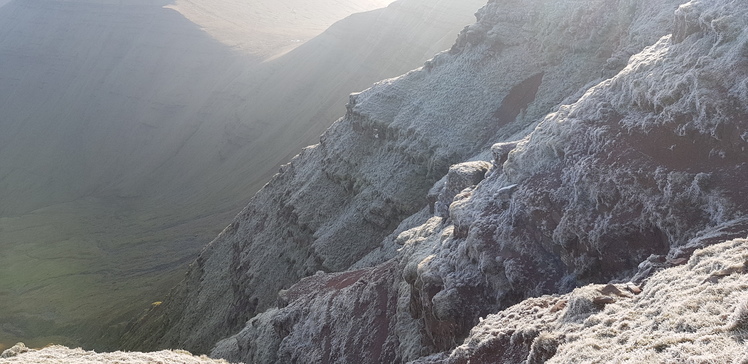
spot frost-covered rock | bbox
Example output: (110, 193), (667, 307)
(412, 238), (748, 363)
(0, 343), (29, 358)
(211, 262), (401, 363)
(429, 161), (492, 219)
(401, 0), (748, 356)
(126, 0), (748, 362)
(0, 343), (232, 364)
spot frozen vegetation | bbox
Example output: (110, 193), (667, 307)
(0, 342), (231, 364)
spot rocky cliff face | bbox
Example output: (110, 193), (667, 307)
(125, 0), (748, 362)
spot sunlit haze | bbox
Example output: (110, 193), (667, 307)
(167, 0), (398, 58)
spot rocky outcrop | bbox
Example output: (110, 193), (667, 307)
(211, 262), (402, 363)
(125, 0), (748, 362)
(0, 343), (29, 359)
(401, 0), (748, 350)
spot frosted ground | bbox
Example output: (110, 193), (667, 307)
(0, 342), (233, 363)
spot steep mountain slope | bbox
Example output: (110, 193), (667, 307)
(122, 0), (721, 357)
(123, 0), (748, 362)
(0, 0), (482, 351)
(0, 0), (245, 216)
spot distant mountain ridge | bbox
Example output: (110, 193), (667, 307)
(166, 0), (396, 58)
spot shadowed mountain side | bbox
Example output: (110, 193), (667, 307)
(0, 0), (255, 216)
(0, 0), (487, 219)
(0, 0), (253, 350)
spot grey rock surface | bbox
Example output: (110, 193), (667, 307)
(211, 262), (401, 364)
